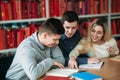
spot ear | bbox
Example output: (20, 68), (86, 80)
(42, 32), (48, 39)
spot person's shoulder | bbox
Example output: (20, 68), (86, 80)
(74, 30), (81, 39)
(76, 30), (81, 35)
(79, 37), (86, 43)
(109, 38), (116, 42)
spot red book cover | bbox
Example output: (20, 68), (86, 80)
(27, 0), (32, 18)
(100, 0), (103, 13)
(0, 0), (7, 20)
(75, 0), (80, 15)
(59, 0), (66, 16)
(6, 29), (13, 48)
(23, 26), (31, 38)
(66, 0), (76, 12)
(16, 0), (22, 19)
(116, 19), (120, 34)
(86, 0), (93, 14)
(17, 28), (25, 46)
(100, 0), (108, 13)
(111, 20), (117, 35)
(29, 23), (38, 34)
(31, 0), (38, 18)
(78, 0), (82, 14)
(0, 3), (2, 21)
(43, 76), (69, 80)
(10, 0), (22, 19)
(12, 29), (18, 48)
(104, 0), (108, 13)
(116, 0), (120, 12)
(49, 0), (54, 17)
(81, 0), (86, 15)
(21, 0), (28, 19)
(93, 0), (99, 14)
(41, 0), (46, 18)
(0, 1), (2, 20)
(53, 0), (59, 17)
(90, 0), (94, 14)
(37, 0), (46, 18)
(6, 1), (13, 20)
(0, 29), (7, 50)
(111, 0), (116, 13)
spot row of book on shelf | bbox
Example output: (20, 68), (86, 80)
(1, 0), (120, 21)
(0, 18), (120, 50)
(79, 19), (120, 36)
(0, 23), (41, 50)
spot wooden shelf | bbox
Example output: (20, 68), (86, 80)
(0, 48), (16, 53)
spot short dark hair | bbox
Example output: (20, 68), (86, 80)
(61, 11), (79, 23)
(38, 18), (65, 35)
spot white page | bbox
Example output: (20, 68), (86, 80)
(79, 61), (104, 69)
(46, 68), (80, 77)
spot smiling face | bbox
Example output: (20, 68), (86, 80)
(63, 21), (78, 38)
(90, 25), (104, 44)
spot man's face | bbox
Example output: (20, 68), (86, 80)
(45, 34), (61, 47)
(63, 21), (78, 38)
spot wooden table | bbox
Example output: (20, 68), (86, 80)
(39, 58), (120, 80)
(87, 58), (120, 80)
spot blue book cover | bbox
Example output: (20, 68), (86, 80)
(70, 72), (102, 80)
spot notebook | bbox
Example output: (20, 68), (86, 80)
(46, 68), (81, 77)
(70, 71), (102, 80)
(79, 61), (104, 69)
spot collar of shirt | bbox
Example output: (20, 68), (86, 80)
(61, 30), (80, 40)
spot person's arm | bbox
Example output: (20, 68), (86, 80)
(50, 46), (65, 68)
(18, 48), (54, 80)
(51, 46), (65, 65)
(69, 39), (87, 68)
(112, 38), (119, 55)
(69, 39), (87, 59)
(107, 38), (119, 57)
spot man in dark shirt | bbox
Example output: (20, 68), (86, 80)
(58, 11), (88, 67)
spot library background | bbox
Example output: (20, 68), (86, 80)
(0, 0), (120, 56)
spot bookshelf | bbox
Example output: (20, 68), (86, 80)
(0, 0), (120, 53)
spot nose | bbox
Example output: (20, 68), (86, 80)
(55, 40), (59, 44)
(93, 32), (98, 37)
(68, 28), (72, 33)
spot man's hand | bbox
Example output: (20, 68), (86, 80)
(54, 61), (65, 69)
(68, 56), (78, 69)
(88, 57), (101, 64)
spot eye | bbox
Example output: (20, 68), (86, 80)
(91, 29), (95, 32)
(66, 27), (70, 29)
(97, 31), (102, 34)
(72, 27), (76, 29)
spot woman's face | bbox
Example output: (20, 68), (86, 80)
(90, 25), (104, 44)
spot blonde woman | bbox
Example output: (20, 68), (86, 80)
(69, 18), (119, 68)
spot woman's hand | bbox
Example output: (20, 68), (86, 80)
(107, 47), (117, 57)
(68, 56), (78, 69)
(88, 57), (101, 64)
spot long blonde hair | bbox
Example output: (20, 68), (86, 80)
(86, 18), (112, 54)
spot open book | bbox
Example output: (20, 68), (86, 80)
(79, 61), (104, 69)
(110, 55), (120, 62)
(46, 68), (83, 77)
